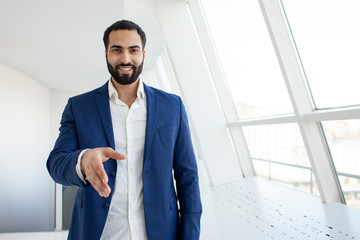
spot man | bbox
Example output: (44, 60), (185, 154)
(47, 20), (202, 240)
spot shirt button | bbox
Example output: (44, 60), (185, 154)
(109, 171), (115, 177)
(102, 202), (110, 209)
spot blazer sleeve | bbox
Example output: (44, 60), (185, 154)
(46, 98), (88, 189)
(173, 98), (202, 240)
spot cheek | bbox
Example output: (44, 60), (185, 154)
(134, 56), (144, 66)
(109, 59), (123, 68)
(107, 54), (117, 62)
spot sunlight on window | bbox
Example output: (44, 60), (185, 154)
(201, 0), (293, 119)
(282, 0), (360, 109)
(243, 123), (319, 195)
(322, 120), (360, 209)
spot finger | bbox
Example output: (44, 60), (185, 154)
(102, 147), (127, 161)
(86, 166), (111, 197)
(91, 160), (109, 184)
(88, 174), (111, 197)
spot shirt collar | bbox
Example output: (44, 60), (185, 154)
(108, 78), (145, 101)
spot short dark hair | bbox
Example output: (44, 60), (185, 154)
(103, 20), (147, 50)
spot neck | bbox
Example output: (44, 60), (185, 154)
(111, 77), (140, 107)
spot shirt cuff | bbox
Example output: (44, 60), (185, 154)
(76, 149), (89, 184)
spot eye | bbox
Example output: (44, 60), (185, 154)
(131, 49), (139, 53)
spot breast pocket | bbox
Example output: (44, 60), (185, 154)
(153, 125), (178, 160)
(157, 124), (177, 133)
(156, 125), (177, 146)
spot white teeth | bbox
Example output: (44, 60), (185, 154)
(118, 66), (132, 71)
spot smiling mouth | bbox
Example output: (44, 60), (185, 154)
(117, 66), (133, 74)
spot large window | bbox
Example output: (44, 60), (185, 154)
(198, 0), (360, 208)
(200, 0), (318, 195)
(282, 0), (360, 208)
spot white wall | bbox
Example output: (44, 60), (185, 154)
(50, 90), (81, 145)
(0, 63), (53, 232)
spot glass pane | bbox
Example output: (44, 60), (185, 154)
(201, 0), (293, 119)
(339, 176), (360, 209)
(253, 159), (270, 179)
(322, 119), (360, 208)
(258, 162), (319, 195)
(243, 123), (319, 195)
(243, 123), (309, 166)
(282, 0), (360, 109)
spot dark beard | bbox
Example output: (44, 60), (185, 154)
(107, 60), (144, 85)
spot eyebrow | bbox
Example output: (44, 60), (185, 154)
(110, 45), (141, 49)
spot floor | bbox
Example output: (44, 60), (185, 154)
(1, 177), (360, 240)
(200, 177), (360, 240)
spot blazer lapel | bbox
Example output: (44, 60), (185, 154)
(143, 83), (158, 165)
(95, 82), (115, 149)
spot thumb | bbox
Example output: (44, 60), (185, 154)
(102, 147), (127, 161)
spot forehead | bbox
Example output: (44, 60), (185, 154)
(108, 30), (142, 48)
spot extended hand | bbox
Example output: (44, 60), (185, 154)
(81, 147), (126, 198)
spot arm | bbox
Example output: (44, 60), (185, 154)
(173, 98), (202, 240)
(46, 98), (125, 196)
(47, 98), (86, 188)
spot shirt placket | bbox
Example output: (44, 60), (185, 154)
(126, 100), (140, 239)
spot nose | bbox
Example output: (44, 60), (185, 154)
(119, 51), (131, 64)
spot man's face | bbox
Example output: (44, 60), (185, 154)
(105, 30), (145, 85)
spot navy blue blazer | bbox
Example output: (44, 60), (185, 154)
(47, 82), (202, 240)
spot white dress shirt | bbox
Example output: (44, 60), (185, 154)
(76, 79), (148, 240)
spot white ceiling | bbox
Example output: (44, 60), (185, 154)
(0, 0), (164, 91)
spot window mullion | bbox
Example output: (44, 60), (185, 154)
(258, 0), (344, 203)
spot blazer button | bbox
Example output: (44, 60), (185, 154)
(103, 202), (110, 209)
(109, 172), (115, 177)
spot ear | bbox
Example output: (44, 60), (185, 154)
(143, 50), (146, 59)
